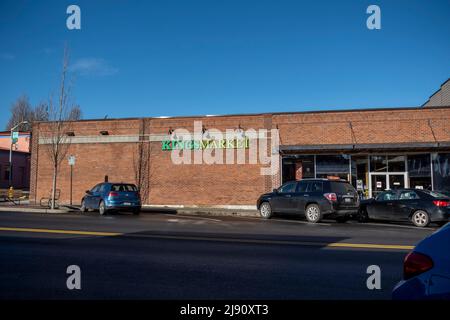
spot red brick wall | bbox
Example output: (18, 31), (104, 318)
(31, 119), (142, 205)
(29, 107), (450, 206)
(147, 115), (271, 206)
(29, 124), (40, 203)
(30, 116), (275, 206)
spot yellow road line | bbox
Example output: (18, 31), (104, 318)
(125, 233), (414, 251)
(327, 242), (414, 250)
(0, 227), (415, 250)
(0, 227), (121, 237)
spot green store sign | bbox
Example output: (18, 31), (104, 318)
(162, 138), (249, 151)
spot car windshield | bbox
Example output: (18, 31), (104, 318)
(330, 182), (355, 193)
(420, 189), (450, 198)
(111, 184), (138, 192)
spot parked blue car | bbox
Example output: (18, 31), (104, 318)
(392, 222), (450, 299)
(80, 182), (141, 215)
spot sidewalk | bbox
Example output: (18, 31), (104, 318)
(0, 201), (76, 214)
(0, 202), (260, 217)
(142, 205), (260, 217)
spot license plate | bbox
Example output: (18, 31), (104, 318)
(123, 202), (131, 206)
(344, 198), (352, 203)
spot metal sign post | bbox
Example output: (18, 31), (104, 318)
(68, 155), (76, 205)
(9, 131), (19, 187)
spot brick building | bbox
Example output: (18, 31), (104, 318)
(29, 103), (450, 208)
(0, 131), (31, 190)
(423, 78), (450, 107)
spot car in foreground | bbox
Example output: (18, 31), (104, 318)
(392, 222), (450, 300)
(358, 189), (450, 227)
(256, 178), (359, 223)
(81, 182), (141, 215)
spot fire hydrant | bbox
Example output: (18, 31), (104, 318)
(8, 186), (14, 199)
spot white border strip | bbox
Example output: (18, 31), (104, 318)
(39, 135), (140, 144)
(39, 133), (267, 144)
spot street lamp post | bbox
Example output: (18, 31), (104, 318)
(9, 121), (29, 188)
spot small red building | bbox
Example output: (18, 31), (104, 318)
(0, 132), (31, 190)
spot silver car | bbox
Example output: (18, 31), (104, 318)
(392, 223), (450, 299)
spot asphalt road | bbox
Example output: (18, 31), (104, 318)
(0, 210), (437, 299)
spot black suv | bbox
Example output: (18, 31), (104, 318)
(256, 179), (360, 223)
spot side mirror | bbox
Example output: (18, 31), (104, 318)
(273, 188), (278, 194)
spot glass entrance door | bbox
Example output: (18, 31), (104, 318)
(370, 173), (407, 198)
(389, 174), (405, 190)
(371, 174), (387, 198)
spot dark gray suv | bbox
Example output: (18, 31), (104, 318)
(256, 179), (360, 223)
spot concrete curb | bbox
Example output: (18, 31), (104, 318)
(0, 206), (72, 214)
(177, 209), (259, 217)
(0, 204), (260, 217)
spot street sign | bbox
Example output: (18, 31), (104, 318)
(68, 155), (76, 166)
(11, 131), (19, 144)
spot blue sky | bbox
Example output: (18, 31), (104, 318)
(0, 0), (449, 129)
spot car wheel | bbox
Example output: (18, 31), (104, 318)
(305, 204), (322, 223)
(80, 199), (87, 213)
(259, 202), (273, 219)
(99, 201), (107, 216)
(133, 208), (140, 215)
(412, 210), (429, 228)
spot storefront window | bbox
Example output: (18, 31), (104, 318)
(388, 155), (406, 172)
(370, 155), (406, 172)
(316, 155), (350, 181)
(432, 153), (450, 194)
(370, 156), (387, 172)
(282, 158), (295, 183)
(282, 155), (315, 183)
(351, 156), (369, 197)
(407, 154), (432, 190)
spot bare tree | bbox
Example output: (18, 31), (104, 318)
(68, 104), (82, 120)
(6, 96), (50, 131)
(32, 102), (50, 123)
(6, 95), (33, 131)
(40, 46), (79, 209)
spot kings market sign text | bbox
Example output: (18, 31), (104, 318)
(162, 138), (249, 151)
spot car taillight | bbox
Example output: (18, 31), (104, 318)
(403, 251), (433, 280)
(433, 200), (450, 207)
(108, 191), (119, 197)
(324, 193), (337, 202)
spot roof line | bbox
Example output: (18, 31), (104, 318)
(33, 105), (450, 124)
(422, 78), (450, 106)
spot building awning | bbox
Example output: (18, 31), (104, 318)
(280, 142), (450, 154)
